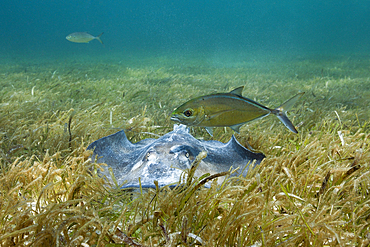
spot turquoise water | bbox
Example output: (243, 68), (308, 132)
(1, 1), (370, 61)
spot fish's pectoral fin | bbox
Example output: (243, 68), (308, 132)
(229, 86), (244, 96)
(205, 127), (214, 136)
(230, 123), (244, 133)
(273, 92), (305, 134)
(205, 109), (234, 121)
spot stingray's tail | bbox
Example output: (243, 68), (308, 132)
(272, 92), (304, 134)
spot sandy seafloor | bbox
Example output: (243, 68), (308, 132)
(1, 51), (370, 245)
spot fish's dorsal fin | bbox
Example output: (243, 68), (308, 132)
(229, 86), (244, 96)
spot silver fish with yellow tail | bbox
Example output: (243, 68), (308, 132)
(66, 32), (104, 44)
(171, 86), (304, 136)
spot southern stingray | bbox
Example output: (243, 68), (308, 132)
(87, 124), (265, 189)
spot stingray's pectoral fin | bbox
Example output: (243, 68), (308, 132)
(205, 127), (214, 136)
(230, 123), (243, 133)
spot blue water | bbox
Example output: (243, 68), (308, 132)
(1, 0), (370, 61)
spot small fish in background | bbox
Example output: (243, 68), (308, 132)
(171, 86), (304, 136)
(66, 32), (104, 44)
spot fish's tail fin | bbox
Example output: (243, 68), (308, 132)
(272, 92), (305, 134)
(95, 32), (104, 45)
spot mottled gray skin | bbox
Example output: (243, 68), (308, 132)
(87, 124), (265, 189)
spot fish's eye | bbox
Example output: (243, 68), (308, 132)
(183, 109), (193, 117)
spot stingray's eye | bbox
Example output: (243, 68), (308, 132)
(185, 152), (190, 158)
(183, 109), (193, 117)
